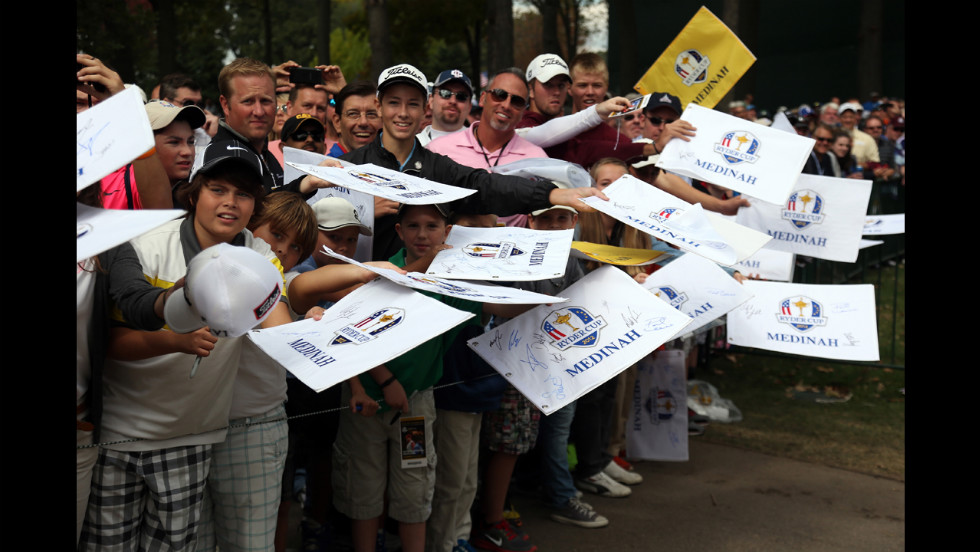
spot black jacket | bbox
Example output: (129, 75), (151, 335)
(341, 134), (556, 260)
(213, 121), (311, 196)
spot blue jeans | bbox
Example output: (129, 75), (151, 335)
(537, 400), (577, 508)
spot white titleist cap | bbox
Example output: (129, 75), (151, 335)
(164, 243), (283, 337)
(526, 53), (570, 84)
(377, 63), (428, 99)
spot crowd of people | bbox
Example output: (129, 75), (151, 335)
(77, 49), (904, 552)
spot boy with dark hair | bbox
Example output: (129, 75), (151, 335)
(80, 141), (294, 550)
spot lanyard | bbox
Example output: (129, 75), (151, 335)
(473, 125), (512, 170)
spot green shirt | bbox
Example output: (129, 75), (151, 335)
(358, 248), (483, 410)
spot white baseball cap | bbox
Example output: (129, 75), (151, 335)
(377, 63), (428, 99)
(526, 53), (570, 84)
(312, 197), (373, 236)
(164, 243), (283, 337)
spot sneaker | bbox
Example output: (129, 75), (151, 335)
(688, 408), (710, 426)
(502, 505), (530, 541)
(603, 459), (643, 485)
(300, 518), (331, 552)
(688, 420), (706, 436)
(612, 455), (634, 471)
(575, 470), (632, 498)
(471, 519), (537, 552)
(454, 539), (479, 552)
(550, 497), (609, 528)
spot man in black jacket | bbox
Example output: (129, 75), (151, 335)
(336, 63), (608, 260)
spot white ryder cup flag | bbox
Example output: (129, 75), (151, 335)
(320, 247), (567, 304)
(642, 252), (753, 338)
(863, 214), (905, 236)
(656, 104), (814, 205)
(579, 174), (771, 264)
(726, 281), (879, 361)
(77, 203), (186, 263)
(426, 226), (573, 281)
(285, 147), (375, 262)
(468, 265), (692, 415)
(287, 162), (477, 204)
(248, 278), (474, 392)
(733, 247), (795, 282)
(77, 86), (155, 191)
(736, 173), (872, 263)
(627, 350), (689, 462)
(490, 158), (592, 189)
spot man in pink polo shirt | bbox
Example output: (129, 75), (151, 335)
(427, 67), (546, 229)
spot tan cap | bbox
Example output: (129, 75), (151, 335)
(312, 197), (372, 236)
(144, 100), (206, 131)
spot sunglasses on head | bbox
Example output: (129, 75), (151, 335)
(437, 88), (470, 102)
(485, 88), (527, 109)
(646, 115), (675, 126)
(290, 131), (324, 142)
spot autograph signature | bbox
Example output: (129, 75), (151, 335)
(519, 343), (548, 372)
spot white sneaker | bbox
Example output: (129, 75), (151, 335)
(602, 459), (643, 485)
(575, 470), (632, 498)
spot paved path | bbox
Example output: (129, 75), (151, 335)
(512, 439), (905, 552)
(286, 439), (905, 551)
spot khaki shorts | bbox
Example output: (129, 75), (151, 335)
(331, 386), (437, 523)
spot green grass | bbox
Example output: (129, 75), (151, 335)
(696, 353), (905, 480)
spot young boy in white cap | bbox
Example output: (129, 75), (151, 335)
(327, 62), (608, 262)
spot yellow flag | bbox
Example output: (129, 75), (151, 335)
(634, 6), (756, 109)
(571, 241), (671, 266)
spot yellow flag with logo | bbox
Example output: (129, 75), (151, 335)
(634, 6), (755, 109)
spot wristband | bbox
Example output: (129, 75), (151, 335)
(379, 375), (398, 389)
(136, 146), (157, 160)
(651, 140), (660, 154)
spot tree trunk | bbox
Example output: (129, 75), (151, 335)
(857, 0), (883, 100)
(367, 0), (392, 78)
(317, 0), (331, 64)
(487, 0), (514, 73)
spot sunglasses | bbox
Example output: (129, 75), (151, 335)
(864, 125), (882, 131)
(485, 88), (527, 109)
(646, 116), (675, 126)
(437, 88), (470, 102)
(290, 131), (324, 142)
(814, 136), (833, 143)
(624, 113), (641, 122)
(277, 104), (288, 114)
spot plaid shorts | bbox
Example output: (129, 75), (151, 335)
(78, 445), (211, 551)
(195, 404), (289, 551)
(482, 386), (541, 455)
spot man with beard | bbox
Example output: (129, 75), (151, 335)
(417, 69), (474, 146)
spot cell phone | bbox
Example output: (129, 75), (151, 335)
(77, 62), (107, 93)
(289, 67), (323, 86)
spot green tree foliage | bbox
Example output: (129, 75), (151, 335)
(330, 27), (372, 81)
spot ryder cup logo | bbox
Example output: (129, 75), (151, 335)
(654, 286), (688, 309)
(776, 296), (828, 332)
(674, 49), (710, 86)
(330, 308), (404, 345)
(651, 206), (684, 224)
(542, 307), (607, 351)
(713, 131), (761, 165)
(781, 190), (825, 230)
(347, 170), (407, 190)
(463, 242), (525, 259)
(644, 387), (678, 424)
